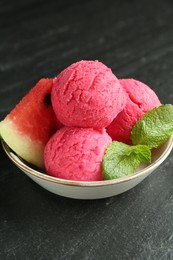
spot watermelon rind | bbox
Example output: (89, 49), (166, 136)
(0, 118), (45, 168)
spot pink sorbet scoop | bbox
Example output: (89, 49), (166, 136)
(44, 127), (112, 181)
(51, 60), (126, 129)
(106, 79), (161, 144)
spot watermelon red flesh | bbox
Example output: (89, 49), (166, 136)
(8, 79), (56, 140)
(0, 78), (61, 168)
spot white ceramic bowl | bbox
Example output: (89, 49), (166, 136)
(2, 136), (173, 200)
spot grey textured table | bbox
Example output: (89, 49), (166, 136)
(1, 0), (173, 259)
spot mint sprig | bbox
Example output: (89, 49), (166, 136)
(102, 142), (151, 180)
(102, 104), (173, 180)
(131, 104), (173, 149)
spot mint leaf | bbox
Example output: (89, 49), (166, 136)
(131, 104), (173, 149)
(102, 141), (151, 180)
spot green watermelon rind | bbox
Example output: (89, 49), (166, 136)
(0, 115), (44, 168)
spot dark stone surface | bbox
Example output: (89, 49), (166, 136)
(1, 0), (173, 259)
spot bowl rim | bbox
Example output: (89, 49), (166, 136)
(2, 136), (173, 187)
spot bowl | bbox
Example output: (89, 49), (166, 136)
(2, 136), (173, 200)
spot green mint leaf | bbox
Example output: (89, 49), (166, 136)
(131, 104), (173, 149)
(102, 141), (151, 180)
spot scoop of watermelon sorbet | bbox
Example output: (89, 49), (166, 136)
(0, 79), (62, 168)
(106, 79), (161, 144)
(44, 127), (112, 181)
(51, 60), (127, 129)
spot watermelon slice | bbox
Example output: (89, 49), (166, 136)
(0, 78), (61, 168)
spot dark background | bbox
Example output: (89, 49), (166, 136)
(1, 0), (173, 259)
